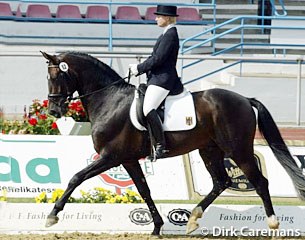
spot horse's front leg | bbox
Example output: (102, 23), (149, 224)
(45, 154), (119, 227)
(123, 162), (164, 235)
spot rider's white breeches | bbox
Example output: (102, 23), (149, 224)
(143, 85), (169, 116)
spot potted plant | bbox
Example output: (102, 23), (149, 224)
(55, 100), (91, 135)
(1, 99), (90, 135)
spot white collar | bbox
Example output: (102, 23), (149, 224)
(163, 24), (175, 35)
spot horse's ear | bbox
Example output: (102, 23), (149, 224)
(40, 51), (58, 64)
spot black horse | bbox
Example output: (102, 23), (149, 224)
(41, 51), (305, 235)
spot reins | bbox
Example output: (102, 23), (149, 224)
(68, 77), (128, 101)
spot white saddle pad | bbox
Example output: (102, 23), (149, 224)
(130, 88), (196, 131)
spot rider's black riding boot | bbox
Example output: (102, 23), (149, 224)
(146, 109), (168, 159)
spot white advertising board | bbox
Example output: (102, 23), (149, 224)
(1, 134), (304, 200)
(0, 134), (189, 200)
(0, 203), (304, 237)
(189, 145), (305, 197)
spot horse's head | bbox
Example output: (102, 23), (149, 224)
(41, 51), (77, 118)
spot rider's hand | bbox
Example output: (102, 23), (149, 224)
(129, 64), (138, 76)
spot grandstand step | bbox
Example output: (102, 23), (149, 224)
(199, 0), (305, 55)
(214, 45), (305, 55)
(201, 4), (257, 13)
(284, 0), (305, 7)
(214, 33), (269, 40)
(215, 25), (267, 34)
(200, 0), (254, 4)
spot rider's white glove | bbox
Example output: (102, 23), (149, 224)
(129, 64), (138, 76)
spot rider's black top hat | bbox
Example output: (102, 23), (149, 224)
(154, 5), (179, 17)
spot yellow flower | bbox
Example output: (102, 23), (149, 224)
(107, 198), (116, 203)
(80, 190), (87, 196)
(35, 192), (47, 203)
(122, 196), (129, 203)
(49, 189), (64, 203)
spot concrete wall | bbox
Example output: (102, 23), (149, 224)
(0, 14), (304, 125)
(1, 49), (304, 125)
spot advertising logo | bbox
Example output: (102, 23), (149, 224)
(167, 209), (191, 226)
(224, 151), (267, 195)
(129, 208), (153, 225)
(87, 154), (154, 193)
(0, 156), (61, 183)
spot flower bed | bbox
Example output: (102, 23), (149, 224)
(1, 99), (88, 135)
(35, 188), (144, 204)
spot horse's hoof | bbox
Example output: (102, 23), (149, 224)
(267, 215), (280, 229)
(45, 215), (59, 227)
(186, 221), (199, 234)
(151, 226), (161, 236)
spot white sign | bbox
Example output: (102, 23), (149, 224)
(1, 134), (304, 200)
(0, 134), (189, 200)
(189, 145), (305, 197)
(0, 203), (304, 236)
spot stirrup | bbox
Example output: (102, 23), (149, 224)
(146, 145), (169, 162)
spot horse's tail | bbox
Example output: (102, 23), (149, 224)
(249, 98), (305, 200)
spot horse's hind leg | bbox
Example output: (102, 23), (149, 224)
(45, 154), (120, 227)
(233, 150), (279, 229)
(123, 162), (164, 235)
(186, 143), (231, 234)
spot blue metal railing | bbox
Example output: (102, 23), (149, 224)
(180, 15), (305, 85)
(270, 0), (287, 16)
(250, 0), (286, 16)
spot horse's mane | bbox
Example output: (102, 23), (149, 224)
(62, 51), (122, 81)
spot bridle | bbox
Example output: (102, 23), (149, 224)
(47, 64), (75, 107)
(47, 63), (131, 107)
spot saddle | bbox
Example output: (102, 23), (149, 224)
(130, 83), (197, 131)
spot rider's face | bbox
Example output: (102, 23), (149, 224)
(155, 15), (170, 27)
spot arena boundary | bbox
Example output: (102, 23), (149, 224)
(0, 202), (305, 236)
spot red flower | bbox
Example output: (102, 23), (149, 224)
(51, 122), (58, 129)
(69, 101), (84, 112)
(39, 114), (47, 120)
(28, 118), (38, 126)
(42, 100), (49, 108)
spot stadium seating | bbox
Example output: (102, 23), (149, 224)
(115, 6), (142, 20)
(15, 5), (22, 17)
(0, 2), (203, 23)
(177, 7), (201, 22)
(85, 5), (109, 20)
(26, 4), (52, 18)
(0, 2), (205, 26)
(0, 2), (13, 16)
(56, 5), (82, 19)
(145, 7), (157, 21)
